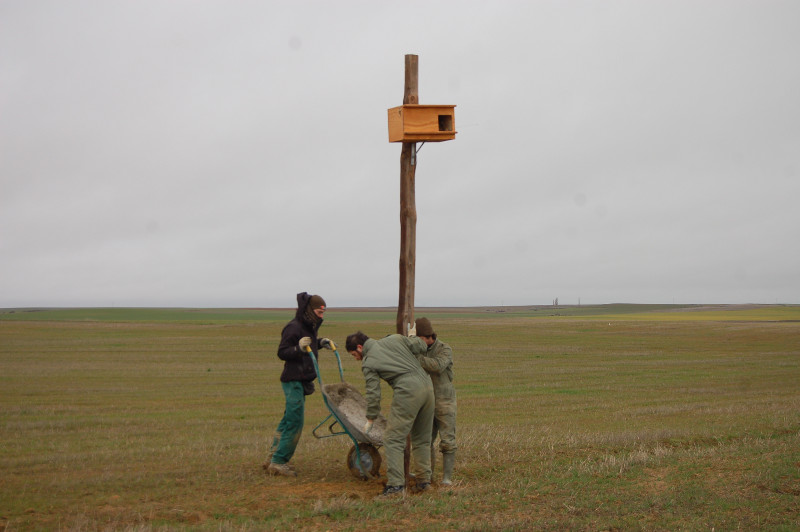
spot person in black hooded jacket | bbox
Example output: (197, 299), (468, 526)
(265, 292), (332, 477)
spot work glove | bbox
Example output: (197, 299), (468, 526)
(363, 419), (374, 434)
(298, 337), (312, 352)
(320, 338), (334, 350)
(408, 323), (417, 337)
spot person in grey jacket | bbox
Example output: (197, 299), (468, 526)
(346, 330), (434, 496)
(414, 317), (457, 485)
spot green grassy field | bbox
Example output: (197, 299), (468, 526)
(1, 305), (799, 531)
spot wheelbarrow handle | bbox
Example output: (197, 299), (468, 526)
(306, 344), (344, 381)
(306, 339), (337, 351)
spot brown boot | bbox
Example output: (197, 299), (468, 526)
(267, 462), (297, 477)
(263, 461), (295, 472)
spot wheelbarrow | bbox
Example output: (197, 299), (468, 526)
(306, 342), (387, 480)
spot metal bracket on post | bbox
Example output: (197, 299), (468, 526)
(410, 142), (426, 166)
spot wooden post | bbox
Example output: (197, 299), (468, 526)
(397, 53), (418, 487)
(397, 54), (418, 336)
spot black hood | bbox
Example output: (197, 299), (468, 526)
(295, 291), (323, 328)
(295, 292), (311, 321)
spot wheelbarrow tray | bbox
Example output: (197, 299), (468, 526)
(321, 382), (387, 446)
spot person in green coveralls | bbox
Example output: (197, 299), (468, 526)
(414, 317), (457, 485)
(345, 327), (434, 496)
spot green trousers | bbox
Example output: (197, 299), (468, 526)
(269, 381), (305, 465)
(383, 374), (435, 487)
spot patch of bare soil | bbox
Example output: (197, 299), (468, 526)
(264, 479), (385, 501)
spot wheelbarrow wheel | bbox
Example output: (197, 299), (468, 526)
(347, 443), (381, 480)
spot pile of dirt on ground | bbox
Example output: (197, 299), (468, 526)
(322, 382), (387, 446)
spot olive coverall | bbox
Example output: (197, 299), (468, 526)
(417, 338), (457, 455)
(361, 335), (434, 487)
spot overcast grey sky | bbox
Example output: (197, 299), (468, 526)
(2, 1), (799, 308)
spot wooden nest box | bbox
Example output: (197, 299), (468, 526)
(387, 104), (457, 142)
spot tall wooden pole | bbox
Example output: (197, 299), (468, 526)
(397, 54), (418, 335)
(397, 54), (419, 486)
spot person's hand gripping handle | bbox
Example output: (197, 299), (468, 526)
(320, 338), (335, 350)
(299, 337), (312, 352)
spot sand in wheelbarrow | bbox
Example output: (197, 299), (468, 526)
(322, 382), (387, 446)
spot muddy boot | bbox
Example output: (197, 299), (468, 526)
(380, 485), (405, 497)
(265, 462), (296, 472)
(267, 462), (297, 477)
(441, 452), (455, 486)
(412, 481), (430, 493)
